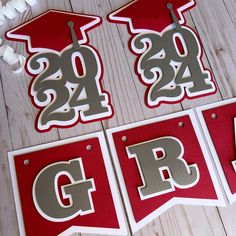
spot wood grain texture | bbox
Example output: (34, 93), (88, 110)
(190, 1), (236, 236)
(0, 0), (236, 235)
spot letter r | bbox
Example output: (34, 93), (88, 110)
(127, 137), (200, 200)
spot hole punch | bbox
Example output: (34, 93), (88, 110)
(86, 145), (93, 151)
(122, 136), (128, 142)
(211, 113), (217, 119)
(24, 159), (30, 166)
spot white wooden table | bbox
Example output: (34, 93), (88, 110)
(1, 0), (236, 235)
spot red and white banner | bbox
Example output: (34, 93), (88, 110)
(4, 3), (235, 236)
(8, 132), (127, 236)
(107, 110), (224, 233)
(197, 98), (236, 203)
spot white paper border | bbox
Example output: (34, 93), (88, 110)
(107, 109), (225, 233)
(8, 131), (127, 236)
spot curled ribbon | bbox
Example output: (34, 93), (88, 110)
(0, 0), (37, 73)
(0, 0), (37, 25)
(0, 38), (26, 73)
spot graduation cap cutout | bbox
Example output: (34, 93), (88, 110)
(5, 10), (114, 133)
(118, 1), (216, 108)
(108, 0), (196, 33)
(6, 10), (102, 53)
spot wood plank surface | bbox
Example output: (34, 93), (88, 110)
(0, 0), (235, 235)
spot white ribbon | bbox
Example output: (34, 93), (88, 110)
(0, 0), (37, 73)
(0, 0), (37, 25)
(0, 38), (26, 73)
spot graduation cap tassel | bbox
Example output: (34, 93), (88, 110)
(68, 21), (81, 50)
(167, 3), (181, 31)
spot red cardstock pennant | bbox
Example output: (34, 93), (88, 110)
(8, 133), (127, 235)
(108, 0), (196, 33)
(107, 110), (224, 233)
(197, 98), (236, 204)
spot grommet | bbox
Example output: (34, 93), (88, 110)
(122, 136), (128, 142)
(86, 145), (92, 151)
(211, 113), (217, 119)
(24, 160), (30, 166)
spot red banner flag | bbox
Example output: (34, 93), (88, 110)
(107, 110), (224, 233)
(197, 98), (236, 204)
(8, 132), (127, 235)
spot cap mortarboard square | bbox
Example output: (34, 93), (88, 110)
(108, 0), (195, 33)
(6, 10), (102, 53)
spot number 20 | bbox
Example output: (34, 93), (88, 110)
(131, 26), (216, 107)
(28, 45), (113, 132)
